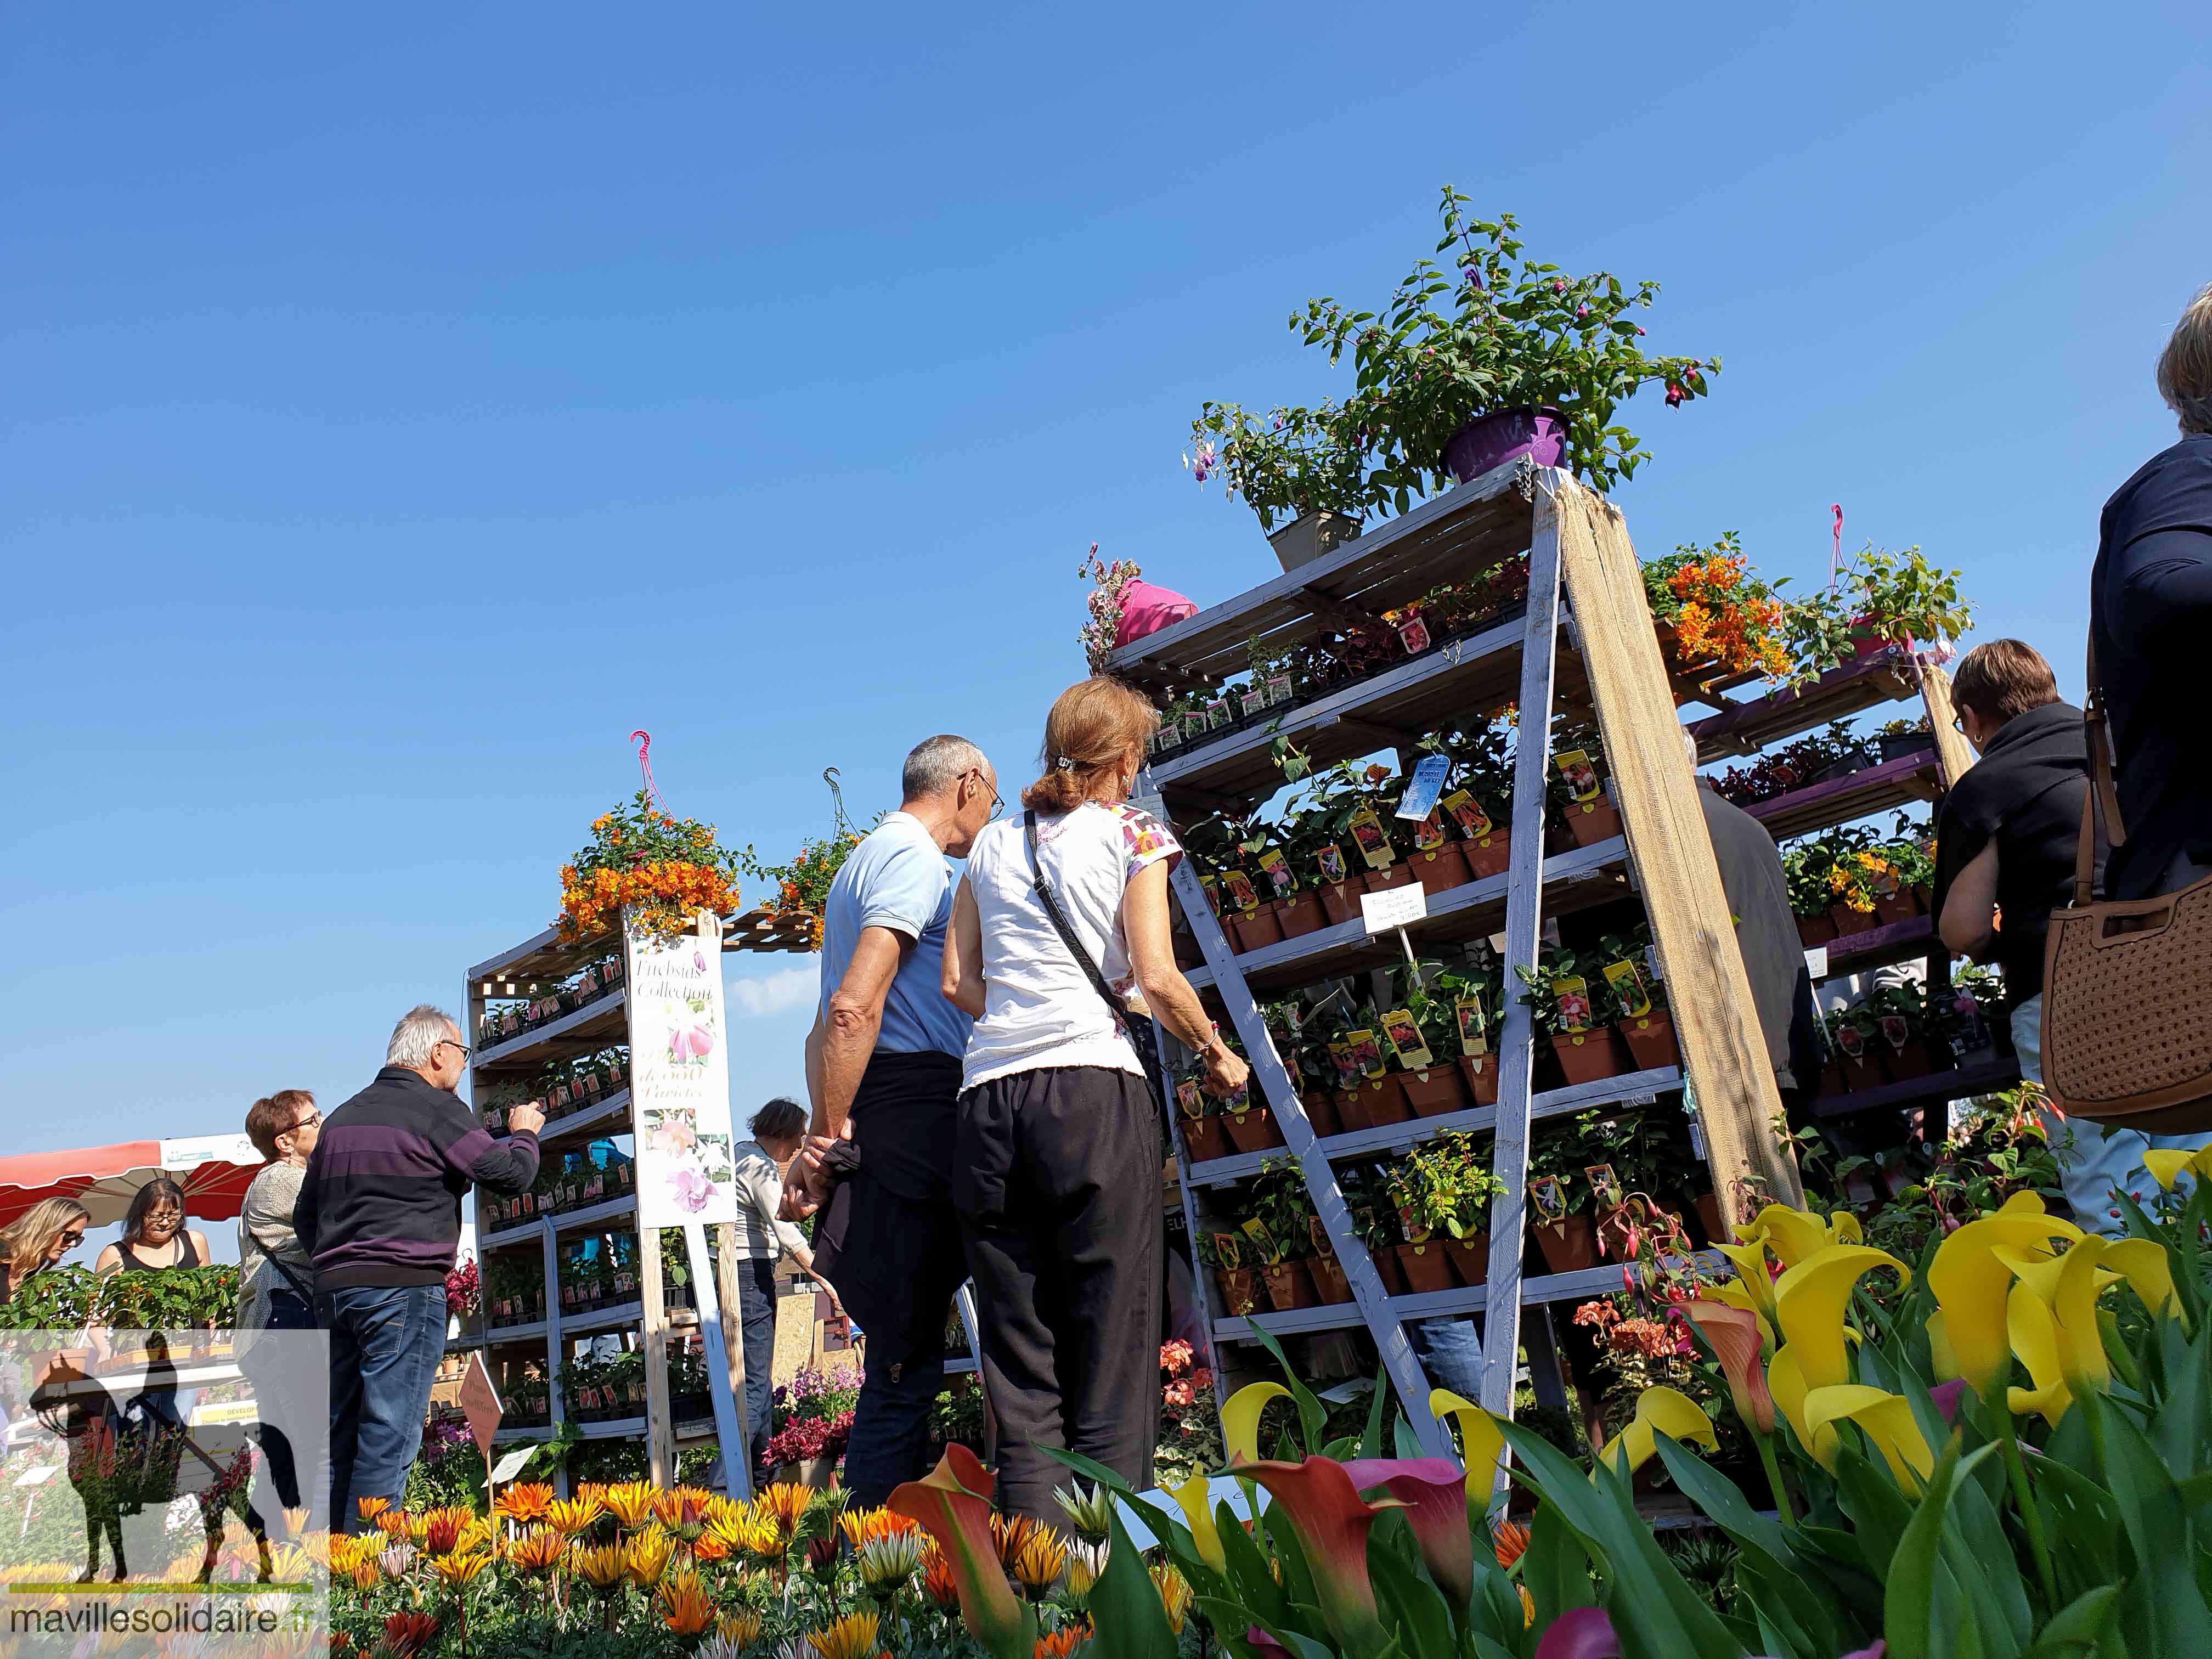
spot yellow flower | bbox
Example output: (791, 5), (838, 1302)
(1011, 1527), (1069, 1596)
(1167, 1472), (1225, 1572)
(571, 1541), (629, 1590)
(1152, 1561), (1192, 1634)
(1928, 1194), (2082, 1399)
(1996, 1234), (2122, 1402)
(805, 1610), (882, 1659)
(625, 1526), (674, 1588)
(2141, 1148), (2209, 1193)
(1519, 1583), (1536, 1628)
(718, 1610), (763, 1646)
(546, 1494), (605, 1537)
(2102, 1237), (2187, 1330)
(504, 1527), (563, 1572)
(1221, 1381), (1290, 1464)
(658, 1567), (715, 1637)
(752, 1482), (812, 1544)
(2005, 1280), (2074, 1427)
(1596, 1386), (1717, 1479)
(1430, 1387), (1506, 1490)
(431, 1550), (489, 1588)
(1773, 1244), (1909, 1395)
(1803, 1385), (1935, 1492)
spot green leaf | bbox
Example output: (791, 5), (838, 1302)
(1522, 1494), (1594, 1631)
(2086, 1391), (2212, 1657)
(1361, 1363), (1391, 1460)
(1215, 1498), (1290, 1631)
(2016, 1583), (2125, 1659)
(1884, 1433), (1973, 1659)
(1085, 1505), (1178, 1659)
(1369, 1534), (1457, 1657)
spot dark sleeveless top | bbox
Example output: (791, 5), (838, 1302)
(116, 1233), (201, 1272)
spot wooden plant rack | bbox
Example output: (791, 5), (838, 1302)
(1111, 461), (1984, 1460)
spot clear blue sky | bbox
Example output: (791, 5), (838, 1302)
(4, 3), (2207, 1223)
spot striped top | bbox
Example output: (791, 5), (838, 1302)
(294, 1065), (541, 1291)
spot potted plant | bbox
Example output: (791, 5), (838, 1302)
(1220, 1080), (1286, 1156)
(1410, 1133), (1504, 1286)
(1843, 542), (1976, 656)
(1826, 1005), (1884, 1091)
(1186, 400), (1367, 572)
(1525, 1138), (1599, 1274)
(1302, 1215), (1355, 1304)
(1548, 725), (1622, 848)
(1865, 984), (1930, 1082)
(1175, 1076), (1229, 1164)
(1436, 964), (1506, 1103)
(1594, 932), (1679, 1072)
(1381, 1161), (1458, 1296)
(1294, 190), (1718, 507)
(1243, 1163), (1321, 1312)
(1517, 947), (1630, 1086)
(1195, 1232), (1257, 1317)
(1641, 533), (1789, 687)
(1338, 1017), (1412, 1128)
(1385, 964), (1476, 1117)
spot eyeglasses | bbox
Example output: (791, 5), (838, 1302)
(290, 1111), (322, 1133)
(436, 1039), (471, 1059)
(58, 1229), (86, 1246)
(1950, 714), (1967, 734)
(967, 768), (1005, 821)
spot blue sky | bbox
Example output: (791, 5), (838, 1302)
(3, 3), (2207, 1251)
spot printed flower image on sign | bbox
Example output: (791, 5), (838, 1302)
(1257, 848), (1294, 896)
(1554, 749), (1601, 803)
(1266, 673), (1295, 707)
(1441, 789), (1492, 839)
(1455, 992), (1488, 1056)
(1529, 1175), (1568, 1220)
(626, 914), (740, 1231)
(1343, 1029), (1386, 1079)
(1222, 868), (1261, 916)
(1347, 806), (1395, 869)
(1414, 810), (1448, 852)
(1316, 844), (1347, 884)
(1552, 975), (1593, 1032)
(1328, 1039), (1362, 1090)
(1175, 1078), (1204, 1116)
(1381, 1008), (1434, 1070)
(1240, 687), (1267, 719)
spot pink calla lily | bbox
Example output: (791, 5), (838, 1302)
(1535, 1606), (1621, 1659)
(1239, 1458), (1406, 1650)
(888, 1446), (1033, 1659)
(1684, 1299), (1775, 1435)
(1342, 1457), (1473, 1611)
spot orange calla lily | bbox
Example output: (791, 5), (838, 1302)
(1240, 1458), (1405, 1650)
(1684, 1299), (1774, 1435)
(889, 1446), (1035, 1659)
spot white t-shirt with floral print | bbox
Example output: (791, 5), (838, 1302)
(959, 800), (1184, 1091)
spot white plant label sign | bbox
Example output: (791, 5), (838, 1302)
(624, 912), (740, 1229)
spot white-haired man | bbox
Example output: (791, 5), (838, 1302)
(787, 734), (997, 1506)
(295, 1005), (544, 1531)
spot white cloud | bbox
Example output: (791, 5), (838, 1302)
(726, 964), (817, 1018)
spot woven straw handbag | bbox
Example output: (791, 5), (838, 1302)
(2039, 641), (2212, 1132)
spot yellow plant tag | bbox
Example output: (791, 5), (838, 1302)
(1309, 1216), (1334, 1257)
(1455, 992), (1488, 1056)
(1348, 804), (1396, 869)
(1210, 1232), (1242, 1271)
(1603, 958), (1652, 1018)
(1381, 1008), (1434, 1070)
(1414, 810), (1447, 852)
(1530, 1176), (1567, 1220)
(1316, 843), (1348, 885)
(1554, 749), (1602, 803)
(1441, 788), (1492, 839)
(1344, 1029), (1386, 1079)
(1239, 1217), (1283, 1266)
(1222, 869), (1261, 917)
(1256, 848), (1294, 898)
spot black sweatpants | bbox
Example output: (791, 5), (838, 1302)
(954, 1064), (1163, 1522)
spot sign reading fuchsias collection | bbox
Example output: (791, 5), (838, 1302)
(623, 911), (740, 1231)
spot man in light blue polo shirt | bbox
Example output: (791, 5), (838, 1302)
(789, 733), (997, 1505)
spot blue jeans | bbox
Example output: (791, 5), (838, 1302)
(1410, 1318), (1486, 1400)
(319, 1284), (446, 1532)
(2015, 993), (2212, 1234)
(841, 1333), (945, 1509)
(735, 1257), (777, 1474)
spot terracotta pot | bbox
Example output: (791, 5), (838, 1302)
(1370, 1246), (1413, 1297)
(1232, 907), (1284, 953)
(1531, 1211), (1601, 1275)
(1301, 1092), (1343, 1138)
(1213, 1268), (1260, 1317)
(1911, 882), (1934, 912)
(1393, 1240), (1455, 1295)
(1402, 1064), (1475, 1117)
(1549, 1028), (1629, 1085)
(1318, 879), (1364, 927)
(1443, 1233), (1491, 1286)
(1363, 862), (1416, 893)
(1261, 1261), (1318, 1312)
(1276, 890), (1327, 939)
(1334, 1090), (1370, 1132)
(1352, 1073), (1413, 1126)
(1462, 830), (1512, 879)
(1410, 842), (1472, 898)
(1617, 1010), (1680, 1072)
(1796, 911), (1839, 947)
(1816, 1060), (1849, 1097)
(1874, 890), (1918, 927)
(1305, 1252), (1355, 1304)
(1562, 800), (1623, 847)
(1457, 1053), (1502, 1104)
(1839, 1053), (1884, 1092)
(1221, 1105), (1286, 1154)
(1882, 1039), (1931, 1082)
(1830, 904), (1880, 938)
(1692, 1192), (1726, 1248)
(1180, 1116), (1228, 1163)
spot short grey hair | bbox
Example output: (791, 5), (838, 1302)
(901, 733), (988, 802)
(2157, 280), (2212, 436)
(387, 1003), (460, 1068)
(1683, 725), (1702, 769)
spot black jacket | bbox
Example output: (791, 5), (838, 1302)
(1931, 702), (2096, 1008)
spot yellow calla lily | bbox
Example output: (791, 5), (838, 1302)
(1828, 1209), (1864, 1246)
(1767, 1344), (1838, 1465)
(1927, 1199), (2082, 1400)
(1596, 1386), (1717, 1479)
(1746, 1203), (1837, 1268)
(1773, 1244), (1909, 1392)
(2005, 1282), (2074, 1427)
(1220, 1382), (1290, 1465)
(2030, 1237), (2117, 1399)
(2141, 1148), (2211, 1194)
(1925, 1310), (1960, 1381)
(1803, 1385), (1936, 1493)
(1711, 1280), (1777, 1350)
(1167, 1472), (1225, 1572)
(1713, 1241), (1780, 1321)
(1429, 1389), (1505, 1489)
(2101, 1237), (2188, 1330)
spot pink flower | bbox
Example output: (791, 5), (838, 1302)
(1159, 1340), (1194, 1376)
(1665, 382), (1685, 408)
(1189, 1368), (1212, 1392)
(1163, 1380), (1194, 1407)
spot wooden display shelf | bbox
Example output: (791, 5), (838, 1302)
(1186, 1064), (1684, 1184)
(1686, 650), (1918, 762)
(725, 908), (822, 954)
(479, 1192), (639, 1249)
(1213, 1251), (1723, 1340)
(475, 991), (628, 1073)
(1813, 1056), (2021, 1120)
(1188, 836), (1629, 996)
(1740, 751), (1944, 842)
(533, 1088), (633, 1146)
(1107, 459), (1542, 691)
(469, 925), (614, 995)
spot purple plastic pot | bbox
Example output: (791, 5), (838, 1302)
(1443, 405), (1566, 482)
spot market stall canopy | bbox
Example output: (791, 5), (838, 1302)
(0, 1135), (264, 1229)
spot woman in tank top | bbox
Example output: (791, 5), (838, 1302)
(94, 1177), (210, 1276)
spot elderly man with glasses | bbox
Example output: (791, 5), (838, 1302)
(785, 733), (997, 1506)
(295, 1005), (544, 1531)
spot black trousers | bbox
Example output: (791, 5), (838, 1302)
(955, 1064), (1162, 1522)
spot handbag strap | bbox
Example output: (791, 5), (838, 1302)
(1023, 810), (1130, 1030)
(2074, 631), (2130, 905)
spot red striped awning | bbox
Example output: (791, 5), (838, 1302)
(0, 1135), (265, 1230)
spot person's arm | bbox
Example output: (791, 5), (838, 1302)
(739, 1155), (838, 1308)
(186, 1230), (210, 1266)
(437, 1097), (544, 1194)
(93, 1244), (123, 1278)
(1938, 841), (2000, 960)
(941, 877), (986, 1019)
(1124, 860), (1249, 1098)
(816, 926), (907, 1139)
(2113, 527), (2212, 650)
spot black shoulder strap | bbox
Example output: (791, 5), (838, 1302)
(1023, 811), (1125, 1026)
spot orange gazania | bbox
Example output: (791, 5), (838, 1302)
(1492, 1519), (1530, 1569)
(493, 1483), (555, 1526)
(505, 1527), (564, 1573)
(752, 1482), (813, 1543)
(658, 1567), (715, 1637)
(420, 1506), (476, 1556)
(1035, 1629), (1088, 1659)
(840, 1505), (922, 1549)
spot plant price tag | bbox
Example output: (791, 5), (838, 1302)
(488, 1447), (537, 1485)
(1802, 946), (1829, 978)
(1395, 753), (1451, 821)
(1360, 883), (1429, 935)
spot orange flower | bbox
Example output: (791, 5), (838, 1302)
(658, 1567), (715, 1637)
(840, 1506), (922, 1550)
(1035, 1629), (1088, 1659)
(420, 1505), (474, 1555)
(493, 1483), (554, 1525)
(356, 1497), (392, 1525)
(505, 1528), (563, 1572)
(1492, 1519), (1530, 1568)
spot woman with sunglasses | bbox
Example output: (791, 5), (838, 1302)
(0, 1197), (92, 1301)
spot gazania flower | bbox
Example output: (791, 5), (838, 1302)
(379, 1543), (416, 1580)
(856, 1530), (924, 1594)
(1063, 1541), (1107, 1602)
(839, 1506), (921, 1550)
(430, 1550), (489, 1588)
(1492, 1519), (1530, 1569)
(626, 1527), (674, 1587)
(420, 1505), (476, 1556)
(659, 1566), (715, 1637)
(1034, 1628), (1088, 1659)
(493, 1482), (555, 1525)
(546, 1494), (606, 1537)
(752, 1481), (812, 1542)
(1052, 1481), (1118, 1542)
(381, 1611), (439, 1658)
(713, 1510), (785, 1561)
(570, 1541), (630, 1591)
(991, 1511), (1043, 1568)
(655, 1489), (711, 1547)
(717, 1610), (763, 1646)
(1152, 1561), (1192, 1634)
(355, 1497), (392, 1525)
(374, 1509), (413, 1540)
(605, 1480), (660, 1531)
(1011, 1527), (1069, 1596)
(505, 1528), (563, 1572)
(920, 1541), (961, 1608)
(805, 1610), (882, 1659)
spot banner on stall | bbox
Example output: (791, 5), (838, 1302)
(624, 912), (740, 1231)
